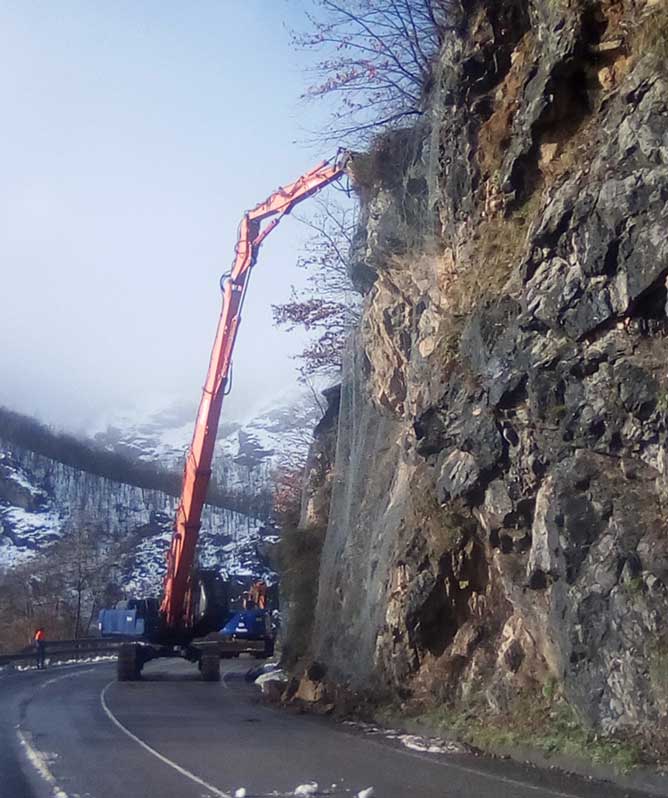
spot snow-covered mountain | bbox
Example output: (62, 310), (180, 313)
(92, 392), (321, 491)
(0, 439), (277, 596)
(0, 392), (322, 601)
(0, 450), (62, 567)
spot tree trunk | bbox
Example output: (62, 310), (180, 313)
(74, 584), (82, 639)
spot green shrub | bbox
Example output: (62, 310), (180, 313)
(649, 638), (668, 706)
(399, 688), (643, 774)
(279, 526), (326, 667)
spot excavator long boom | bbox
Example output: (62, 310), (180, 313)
(160, 152), (350, 632)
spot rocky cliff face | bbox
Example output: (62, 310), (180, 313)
(302, 0), (668, 742)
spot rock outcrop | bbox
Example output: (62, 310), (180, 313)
(299, 0), (668, 741)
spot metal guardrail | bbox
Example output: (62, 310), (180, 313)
(0, 637), (126, 667)
(1, 636), (271, 668)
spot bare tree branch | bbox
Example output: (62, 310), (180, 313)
(273, 200), (360, 377)
(292, 0), (460, 143)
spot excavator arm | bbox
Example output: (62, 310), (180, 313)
(160, 152), (350, 633)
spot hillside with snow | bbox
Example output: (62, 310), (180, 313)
(0, 452), (62, 567)
(0, 440), (276, 597)
(0, 392), (322, 599)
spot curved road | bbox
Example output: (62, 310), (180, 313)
(0, 659), (660, 798)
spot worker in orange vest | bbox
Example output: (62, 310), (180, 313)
(33, 628), (46, 669)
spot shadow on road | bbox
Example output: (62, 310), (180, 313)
(133, 671), (203, 682)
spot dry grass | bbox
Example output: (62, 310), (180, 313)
(431, 190), (541, 366)
(409, 472), (475, 555)
(378, 185), (539, 376)
(468, 194), (541, 301)
(348, 128), (416, 195)
(649, 637), (668, 708)
(632, 2), (668, 69)
(388, 689), (645, 774)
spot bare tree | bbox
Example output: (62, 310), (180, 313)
(0, 542), (111, 651)
(272, 464), (306, 529)
(273, 198), (360, 377)
(48, 521), (102, 638)
(292, 0), (459, 142)
(0, 564), (40, 651)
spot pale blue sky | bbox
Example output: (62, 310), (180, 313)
(0, 0), (341, 431)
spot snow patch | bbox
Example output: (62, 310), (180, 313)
(343, 720), (466, 756)
(0, 487), (64, 568)
(17, 727), (70, 797)
(0, 457), (46, 497)
(397, 733), (464, 754)
(255, 668), (287, 687)
(294, 783), (319, 796)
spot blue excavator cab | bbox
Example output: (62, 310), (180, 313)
(98, 598), (160, 638)
(218, 607), (275, 658)
(220, 608), (272, 639)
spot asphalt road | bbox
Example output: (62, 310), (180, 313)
(0, 659), (662, 798)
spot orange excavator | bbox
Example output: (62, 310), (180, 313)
(100, 152), (350, 681)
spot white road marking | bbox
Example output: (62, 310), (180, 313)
(100, 681), (232, 798)
(40, 669), (94, 690)
(357, 733), (587, 798)
(226, 671), (584, 798)
(16, 665), (97, 798)
(342, 719), (587, 795)
(16, 727), (70, 798)
(97, 672), (584, 798)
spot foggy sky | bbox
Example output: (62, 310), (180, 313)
(0, 1), (334, 434)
